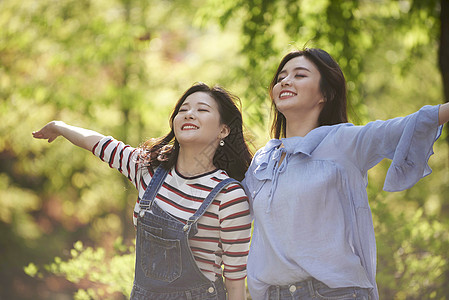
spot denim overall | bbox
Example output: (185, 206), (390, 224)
(130, 166), (237, 300)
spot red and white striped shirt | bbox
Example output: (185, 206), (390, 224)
(92, 136), (251, 281)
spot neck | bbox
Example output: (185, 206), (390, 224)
(284, 111), (320, 138)
(176, 146), (217, 177)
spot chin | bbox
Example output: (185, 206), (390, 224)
(275, 103), (292, 115)
(178, 139), (205, 147)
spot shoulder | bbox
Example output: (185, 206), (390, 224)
(327, 122), (355, 134)
(208, 170), (248, 204)
(209, 170), (245, 194)
(325, 122), (364, 142)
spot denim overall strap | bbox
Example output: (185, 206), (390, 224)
(139, 166), (168, 212)
(182, 178), (239, 233)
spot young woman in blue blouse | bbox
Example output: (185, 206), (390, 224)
(243, 48), (449, 300)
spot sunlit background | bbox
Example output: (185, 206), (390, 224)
(1, 0), (448, 299)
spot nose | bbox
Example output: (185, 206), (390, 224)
(280, 77), (291, 87)
(184, 109), (196, 119)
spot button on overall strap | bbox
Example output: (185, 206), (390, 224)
(182, 178), (239, 232)
(140, 166), (169, 211)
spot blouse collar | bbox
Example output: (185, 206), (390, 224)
(253, 125), (341, 181)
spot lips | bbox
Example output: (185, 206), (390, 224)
(181, 123), (199, 130)
(279, 90), (297, 99)
(279, 91), (296, 99)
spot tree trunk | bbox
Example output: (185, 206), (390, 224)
(439, 0), (449, 135)
(438, 1), (449, 296)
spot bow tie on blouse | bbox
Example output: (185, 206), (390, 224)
(253, 138), (304, 213)
(254, 140), (286, 213)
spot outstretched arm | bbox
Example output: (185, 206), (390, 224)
(32, 121), (104, 151)
(439, 102), (449, 125)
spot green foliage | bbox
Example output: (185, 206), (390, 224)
(368, 139), (449, 298)
(1, 0), (253, 297)
(197, 0), (375, 125)
(2, 0), (448, 299)
(25, 240), (135, 299)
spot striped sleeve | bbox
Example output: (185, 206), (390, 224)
(92, 136), (141, 189)
(218, 184), (252, 280)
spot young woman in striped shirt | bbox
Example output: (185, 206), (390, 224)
(33, 83), (253, 300)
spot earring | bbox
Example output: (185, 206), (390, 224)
(219, 140), (225, 147)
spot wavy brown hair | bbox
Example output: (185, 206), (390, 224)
(269, 48), (348, 139)
(139, 83), (252, 181)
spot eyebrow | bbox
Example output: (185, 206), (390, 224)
(279, 66), (311, 74)
(181, 101), (212, 108)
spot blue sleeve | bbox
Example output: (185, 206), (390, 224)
(336, 105), (442, 192)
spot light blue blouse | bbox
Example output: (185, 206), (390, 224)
(243, 105), (442, 300)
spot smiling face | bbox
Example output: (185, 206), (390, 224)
(272, 55), (325, 119)
(173, 91), (229, 149)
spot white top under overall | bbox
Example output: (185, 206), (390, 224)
(242, 105), (442, 300)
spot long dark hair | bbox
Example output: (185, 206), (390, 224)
(139, 83), (252, 181)
(269, 48), (348, 139)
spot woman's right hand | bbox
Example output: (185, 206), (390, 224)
(32, 121), (64, 143)
(32, 121), (104, 151)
